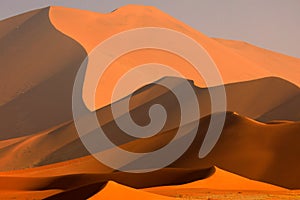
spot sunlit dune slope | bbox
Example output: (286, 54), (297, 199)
(49, 5), (300, 109)
(145, 167), (286, 192)
(0, 159), (213, 199)
(214, 38), (300, 86)
(0, 5), (299, 200)
(0, 107), (299, 189)
(0, 168), (291, 199)
(89, 181), (176, 200)
(1, 5), (299, 141)
(49, 5), (275, 109)
(0, 77), (298, 171)
(0, 70), (298, 142)
(0, 111), (299, 199)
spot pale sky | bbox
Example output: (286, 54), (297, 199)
(1, 0), (300, 58)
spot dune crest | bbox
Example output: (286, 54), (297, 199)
(0, 7), (87, 139)
(89, 181), (175, 200)
(214, 38), (300, 86)
(47, 5), (300, 110)
(144, 167), (287, 198)
(0, 77), (298, 171)
(49, 5), (274, 109)
(0, 5), (299, 200)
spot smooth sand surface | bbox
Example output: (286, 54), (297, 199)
(0, 112), (299, 199)
(49, 5), (271, 110)
(49, 5), (300, 110)
(0, 7), (87, 140)
(145, 167), (287, 191)
(0, 77), (298, 172)
(144, 167), (291, 199)
(0, 5), (299, 200)
(0, 5), (298, 141)
(89, 181), (176, 200)
(214, 38), (300, 86)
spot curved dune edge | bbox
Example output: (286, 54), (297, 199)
(48, 5), (273, 109)
(0, 112), (298, 193)
(48, 5), (300, 109)
(0, 6), (299, 199)
(145, 167), (287, 192)
(0, 163), (295, 200)
(89, 181), (176, 200)
(0, 112), (298, 177)
(0, 7), (88, 139)
(214, 38), (300, 87)
(0, 77), (299, 172)
(0, 7), (87, 107)
(0, 77), (298, 191)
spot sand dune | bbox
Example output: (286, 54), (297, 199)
(89, 181), (176, 200)
(144, 167), (289, 199)
(0, 75), (299, 197)
(0, 169), (294, 200)
(0, 77), (298, 171)
(0, 5), (298, 141)
(0, 112), (299, 188)
(0, 162), (213, 199)
(0, 112), (299, 199)
(258, 93), (300, 122)
(49, 5), (300, 111)
(145, 167), (287, 192)
(0, 5), (299, 200)
(214, 38), (300, 87)
(0, 7), (86, 106)
(0, 7), (87, 140)
(49, 5), (274, 109)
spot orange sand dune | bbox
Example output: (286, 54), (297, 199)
(89, 181), (176, 200)
(214, 38), (300, 87)
(188, 167), (287, 191)
(0, 77), (298, 171)
(48, 5), (300, 109)
(146, 167), (287, 192)
(0, 5), (300, 200)
(0, 8), (86, 106)
(258, 93), (300, 122)
(0, 166), (296, 199)
(0, 163), (213, 199)
(0, 7), (87, 140)
(0, 112), (299, 198)
(0, 6), (299, 142)
(49, 5), (272, 109)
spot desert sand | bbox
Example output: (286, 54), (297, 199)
(49, 5), (300, 109)
(0, 4), (299, 200)
(0, 77), (298, 172)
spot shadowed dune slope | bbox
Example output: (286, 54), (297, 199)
(0, 5), (299, 200)
(49, 5), (273, 109)
(258, 93), (300, 122)
(48, 5), (300, 110)
(0, 77), (298, 171)
(0, 6), (298, 140)
(0, 7), (87, 140)
(3, 110), (300, 188)
(47, 5), (300, 111)
(0, 72), (298, 144)
(0, 112), (299, 199)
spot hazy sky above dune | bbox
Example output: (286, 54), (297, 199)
(1, 0), (300, 58)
